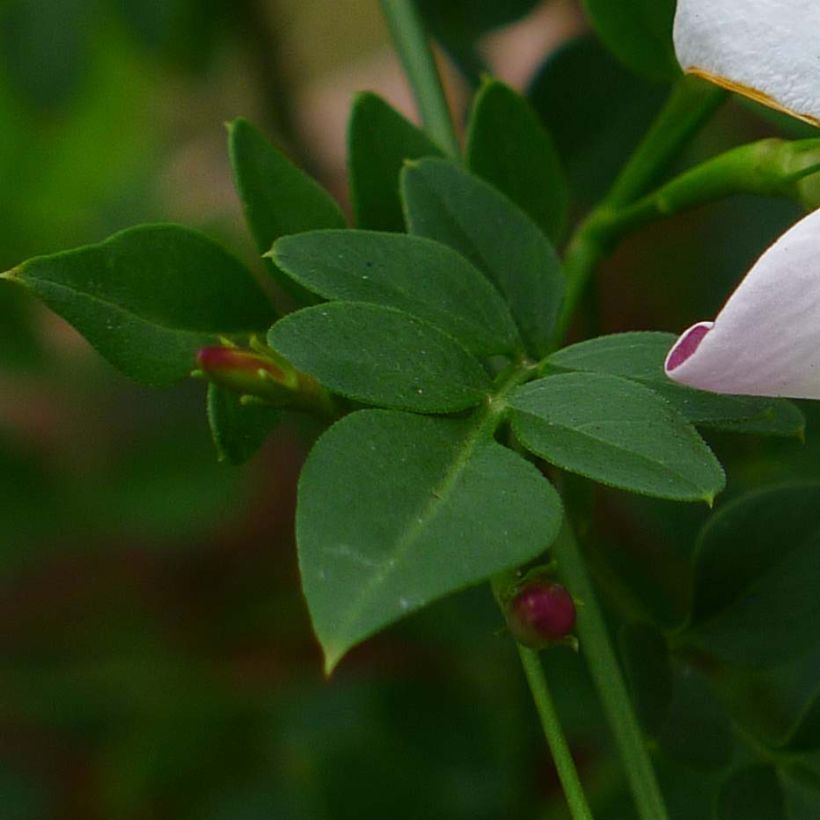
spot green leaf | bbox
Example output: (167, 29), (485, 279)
(296, 409), (563, 672)
(687, 484), (820, 668)
(414, 0), (539, 85)
(509, 372), (725, 502)
(347, 93), (443, 232)
(582, 0), (679, 82)
(621, 623), (733, 770)
(228, 118), (346, 304)
(4, 224), (275, 386)
(778, 686), (820, 752)
(547, 332), (805, 437)
(527, 37), (667, 204)
(401, 158), (564, 357)
(268, 302), (491, 413)
(466, 79), (568, 242)
(206, 384), (281, 465)
(271, 230), (520, 357)
(718, 766), (787, 820)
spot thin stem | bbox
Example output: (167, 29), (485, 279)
(379, 0), (460, 158)
(518, 646), (595, 820)
(555, 76), (727, 342)
(551, 522), (669, 820)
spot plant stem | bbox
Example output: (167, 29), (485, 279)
(551, 522), (669, 820)
(518, 646), (595, 820)
(555, 76), (726, 342)
(379, 0), (460, 158)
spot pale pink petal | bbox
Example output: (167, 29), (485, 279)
(674, 0), (820, 126)
(665, 208), (820, 399)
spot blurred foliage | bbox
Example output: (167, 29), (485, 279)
(2, 1), (820, 818)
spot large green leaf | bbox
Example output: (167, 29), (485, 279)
(547, 332), (804, 437)
(271, 230), (520, 357)
(528, 37), (667, 204)
(621, 623), (733, 770)
(509, 372), (725, 502)
(347, 93), (442, 232)
(466, 79), (568, 242)
(686, 485), (820, 668)
(401, 158), (564, 357)
(268, 302), (491, 413)
(206, 384), (281, 466)
(582, 0), (679, 82)
(3, 224), (275, 385)
(228, 118), (346, 304)
(297, 409), (563, 672)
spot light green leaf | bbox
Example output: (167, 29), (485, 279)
(4, 224), (275, 386)
(228, 117), (346, 304)
(401, 158), (564, 357)
(268, 302), (491, 413)
(466, 78), (568, 242)
(347, 93), (443, 232)
(582, 0), (679, 82)
(547, 332), (804, 437)
(271, 230), (520, 356)
(206, 384), (281, 466)
(297, 409), (563, 672)
(509, 372), (725, 502)
(686, 484), (820, 668)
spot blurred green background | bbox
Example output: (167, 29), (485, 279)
(1, 1), (817, 818)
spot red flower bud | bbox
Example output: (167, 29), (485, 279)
(197, 346), (296, 399)
(506, 580), (577, 649)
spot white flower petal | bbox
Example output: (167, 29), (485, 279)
(674, 0), (820, 126)
(665, 207), (820, 398)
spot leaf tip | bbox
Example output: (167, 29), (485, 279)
(322, 647), (344, 678)
(0, 266), (20, 282)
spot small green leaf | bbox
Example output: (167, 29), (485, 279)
(228, 118), (346, 304)
(466, 79), (568, 242)
(621, 623), (733, 770)
(548, 332), (805, 437)
(528, 37), (667, 203)
(582, 0), (679, 82)
(686, 484), (820, 668)
(206, 384), (280, 465)
(271, 230), (520, 356)
(718, 766), (787, 820)
(268, 302), (491, 413)
(4, 224), (275, 386)
(509, 372), (725, 502)
(297, 409), (563, 672)
(401, 158), (564, 357)
(347, 93), (443, 232)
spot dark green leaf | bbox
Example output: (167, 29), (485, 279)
(415, 0), (539, 85)
(621, 623), (733, 770)
(4, 225), (275, 386)
(271, 230), (520, 356)
(268, 302), (491, 413)
(582, 0), (679, 82)
(401, 158), (564, 356)
(687, 484), (820, 667)
(510, 372), (725, 502)
(228, 118), (346, 304)
(297, 409), (563, 671)
(718, 766), (786, 820)
(466, 79), (568, 242)
(547, 332), (805, 437)
(779, 686), (820, 752)
(528, 37), (667, 203)
(347, 93), (443, 232)
(206, 384), (281, 465)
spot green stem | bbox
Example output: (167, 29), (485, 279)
(518, 646), (595, 820)
(379, 0), (460, 158)
(555, 76), (726, 342)
(551, 522), (669, 820)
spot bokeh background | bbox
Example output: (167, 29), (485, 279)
(2, 1), (818, 818)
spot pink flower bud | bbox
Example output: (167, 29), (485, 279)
(197, 346), (295, 399)
(506, 580), (577, 649)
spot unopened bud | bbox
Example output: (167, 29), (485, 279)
(505, 580), (577, 650)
